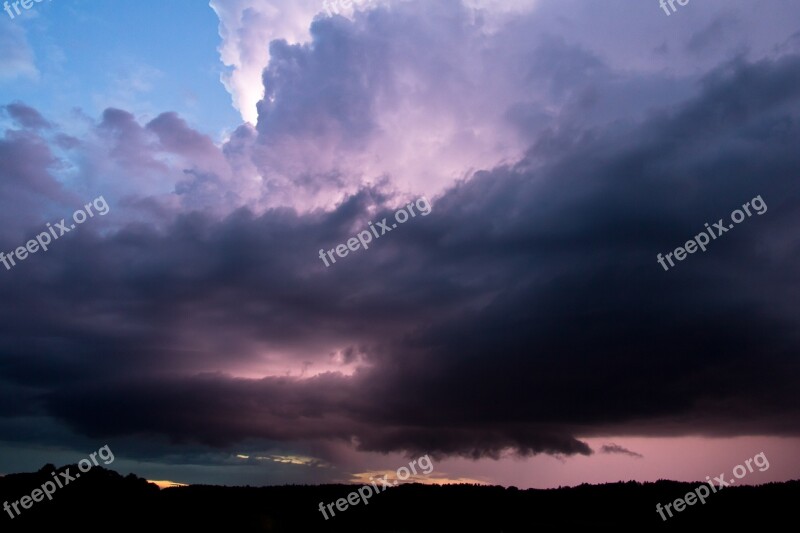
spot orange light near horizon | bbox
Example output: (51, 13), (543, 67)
(148, 479), (189, 489)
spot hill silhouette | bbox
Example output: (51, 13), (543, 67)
(1, 465), (797, 530)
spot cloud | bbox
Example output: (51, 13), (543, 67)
(0, 52), (796, 461)
(2, 102), (51, 129)
(600, 444), (643, 459)
(209, 0), (326, 124)
(207, 1), (562, 211)
(209, 0), (540, 124)
(0, 20), (38, 82)
(2, 0), (800, 466)
(686, 15), (741, 55)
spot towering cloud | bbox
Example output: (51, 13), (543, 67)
(1, 0), (799, 479)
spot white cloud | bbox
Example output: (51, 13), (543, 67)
(0, 19), (38, 81)
(209, 0), (540, 125)
(209, 0), (324, 124)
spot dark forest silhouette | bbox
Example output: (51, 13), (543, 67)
(1, 465), (797, 531)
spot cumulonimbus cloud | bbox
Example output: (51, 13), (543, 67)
(1, 0), (800, 464)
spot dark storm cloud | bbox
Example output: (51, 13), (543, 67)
(2, 51), (800, 461)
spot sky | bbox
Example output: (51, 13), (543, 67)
(0, 0), (799, 489)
